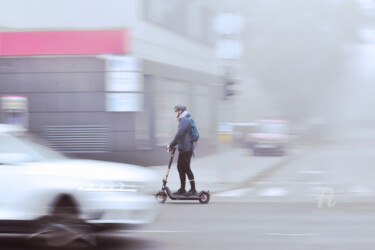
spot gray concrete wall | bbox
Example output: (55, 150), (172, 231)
(0, 56), (219, 166)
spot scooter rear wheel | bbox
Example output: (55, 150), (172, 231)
(199, 192), (210, 204)
(156, 191), (167, 203)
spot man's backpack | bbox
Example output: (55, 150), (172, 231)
(187, 117), (199, 142)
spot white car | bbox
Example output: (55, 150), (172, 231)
(0, 124), (160, 247)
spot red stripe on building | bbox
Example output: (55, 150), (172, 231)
(0, 29), (127, 56)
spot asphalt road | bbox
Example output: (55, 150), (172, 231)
(2, 141), (375, 250)
(126, 201), (375, 250)
(2, 202), (375, 250)
(217, 141), (375, 204)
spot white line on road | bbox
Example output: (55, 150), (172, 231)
(349, 186), (372, 197)
(121, 230), (323, 236)
(300, 170), (326, 174)
(258, 187), (288, 197)
(216, 188), (252, 197)
(266, 233), (321, 236)
(122, 230), (189, 233)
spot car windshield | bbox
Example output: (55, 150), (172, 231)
(0, 133), (67, 163)
(255, 123), (287, 134)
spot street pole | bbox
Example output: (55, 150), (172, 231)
(214, 9), (244, 183)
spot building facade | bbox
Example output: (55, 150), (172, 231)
(0, 0), (222, 165)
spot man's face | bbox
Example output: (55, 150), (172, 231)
(175, 110), (182, 118)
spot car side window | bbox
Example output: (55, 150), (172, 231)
(0, 134), (38, 164)
(0, 134), (67, 164)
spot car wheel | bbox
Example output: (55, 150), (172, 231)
(29, 194), (96, 247)
(199, 192), (210, 204)
(156, 191), (167, 203)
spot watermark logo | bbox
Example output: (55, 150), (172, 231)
(312, 187), (342, 215)
(316, 187), (336, 209)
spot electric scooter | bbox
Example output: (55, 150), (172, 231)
(155, 148), (210, 204)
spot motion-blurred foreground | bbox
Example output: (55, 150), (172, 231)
(1, 0), (375, 249)
(0, 124), (160, 247)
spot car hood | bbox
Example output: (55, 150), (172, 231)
(19, 159), (158, 182)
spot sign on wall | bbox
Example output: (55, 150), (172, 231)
(1, 95), (28, 110)
(1, 95), (28, 128)
(103, 56), (143, 112)
(106, 93), (143, 112)
(106, 72), (143, 92)
(0, 30), (127, 56)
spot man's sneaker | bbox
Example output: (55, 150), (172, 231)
(186, 189), (198, 196)
(173, 188), (186, 196)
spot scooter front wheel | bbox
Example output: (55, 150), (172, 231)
(156, 191), (167, 203)
(199, 192), (210, 204)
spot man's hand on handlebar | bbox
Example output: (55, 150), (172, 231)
(166, 145), (175, 152)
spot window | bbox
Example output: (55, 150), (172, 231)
(104, 56), (143, 112)
(0, 134), (66, 163)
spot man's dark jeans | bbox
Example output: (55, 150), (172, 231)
(177, 151), (194, 189)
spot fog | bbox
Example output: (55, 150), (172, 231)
(0, 0), (374, 143)
(231, 0), (375, 143)
(1, 1), (375, 249)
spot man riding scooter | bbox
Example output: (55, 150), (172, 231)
(167, 105), (197, 196)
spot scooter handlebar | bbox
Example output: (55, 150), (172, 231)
(166, 147), (177, 153)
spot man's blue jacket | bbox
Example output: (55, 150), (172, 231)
(169, 111), (193, 152)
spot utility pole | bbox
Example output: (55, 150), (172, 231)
(214, 11), (244, 124)
(213, 6), (244, 184)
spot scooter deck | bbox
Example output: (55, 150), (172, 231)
(173, 193), (201, 199)
(167, 190), (208, 200)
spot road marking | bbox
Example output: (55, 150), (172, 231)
(258, 187), (288, 197)
(300, 170), (326, 174)
(216, 188), (251, 197)
(266, 233), (321, 236)
(349, 186), (372, 197)
(122, 230), (188, 233)
(125, 230), (321, 236)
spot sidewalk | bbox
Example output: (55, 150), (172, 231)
(150, 145), (292, 194)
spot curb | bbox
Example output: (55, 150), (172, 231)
(215, 150), (302, 193)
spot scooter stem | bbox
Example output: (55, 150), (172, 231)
(164, 148), (176, 183)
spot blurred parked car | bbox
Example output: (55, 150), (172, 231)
(232, 123), (257, 147)
(0, 124), (160, 247)
(246, 119), (290, 156)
